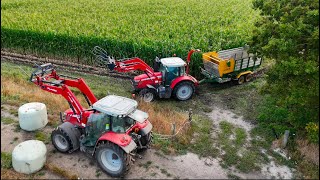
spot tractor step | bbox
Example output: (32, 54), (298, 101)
(80, 144), (95, 155)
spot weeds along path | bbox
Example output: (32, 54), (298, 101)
(206, 107), (295, 179)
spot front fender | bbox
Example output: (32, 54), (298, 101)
(170, 75), (199, 89)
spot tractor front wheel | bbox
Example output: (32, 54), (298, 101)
(173, 81), (195, 101)
(96, 141), (131, 177)
(51, 128), (72, 153)
(139, 88), (156, 102)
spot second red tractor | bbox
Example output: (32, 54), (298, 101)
(94, 47), (200, 102)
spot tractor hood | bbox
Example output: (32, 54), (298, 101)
(128, 109), (149, 123)
(133, 72), (162, 82)
(92, 95), (138, 116)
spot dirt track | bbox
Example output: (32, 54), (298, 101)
(1, 105), (294, 179)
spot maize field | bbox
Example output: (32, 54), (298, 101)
(1, 0), (259, 75)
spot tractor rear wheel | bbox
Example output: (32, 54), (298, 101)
(173, 81), (195, 101)
(96, 141), (131, 177)
(236, 75), (245, 85)
(51, 128), (72, 153)
(139, 88), (156, 102)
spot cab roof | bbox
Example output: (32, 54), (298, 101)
(160, 57), (186, 67)
(92, 95), (138, 116)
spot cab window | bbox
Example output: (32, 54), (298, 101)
(111, 116), (135, 133)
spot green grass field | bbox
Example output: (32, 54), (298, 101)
(1, 0), (259, 74)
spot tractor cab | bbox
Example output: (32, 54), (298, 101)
(159, 57), (186, 85)
(81, 95), (149, 147)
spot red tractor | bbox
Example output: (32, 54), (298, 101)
(93, 47), (201, 102)
(29, 63), (153, 177)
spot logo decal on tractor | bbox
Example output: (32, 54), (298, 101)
(47, 87), (57, 92)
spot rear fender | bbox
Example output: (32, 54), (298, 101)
(236, 71), (252, 79)
(92, 132), (137, 155)
(170, 75), (198, 89)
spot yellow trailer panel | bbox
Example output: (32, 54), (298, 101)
(202, 52), (235, 77)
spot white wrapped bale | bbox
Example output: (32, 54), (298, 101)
(12, 140), (47, 174)
(18, 102), (48, 131)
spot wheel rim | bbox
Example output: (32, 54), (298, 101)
(238, 76), (245, 84)
(177, 85), (192, 100)
(143, 92), (154, 102)
(54, 134), (68, 150)
(100, 149), (122, 172)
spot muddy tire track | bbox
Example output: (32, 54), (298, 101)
(1, 50), (135, 79)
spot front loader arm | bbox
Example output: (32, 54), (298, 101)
(93, 46), (159, 82)
(36, 80), (84, 114)
(113, 57), (155, 75)
(62, 78), (98, 105)
(30, 63), (98, 115)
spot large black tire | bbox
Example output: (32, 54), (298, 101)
(51, 127), (73, 153)
(173, 81), (195, 101)
(139, 88), (156, 102)
(95, 141), (131, 177)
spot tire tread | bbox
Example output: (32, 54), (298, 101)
(95, 141), (131, 177)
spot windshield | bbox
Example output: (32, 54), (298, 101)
(112, 116), (135, 133)
(82, 113), (111, 146)
(159, 63), (166, 73)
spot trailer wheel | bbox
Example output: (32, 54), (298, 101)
(96, 141), (131, 177)
(139, 88), (156, 102)
(173, 81), (195, 101)
(51, 128), (72, 153)
(237, 75), (245, 85)
(245, 74), (253, 82)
